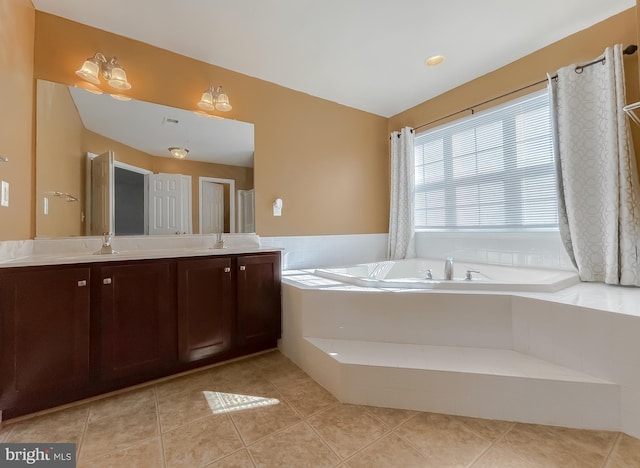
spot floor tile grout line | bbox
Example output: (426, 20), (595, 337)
(302, 403), (396, 462)
(0, 420), (16, 444)
(74, 406), (91, 463)
(152, 386), (168, 468)
(385, 409), (423, 451)
(466, 421), (517, 468)
(302, 418), (345, 463)
(340, 429), (402, 466)
(226, 402), (252, 448)
(600, 431), (623, 468)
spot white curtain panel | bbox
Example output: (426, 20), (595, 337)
(550, 44), (640, 285)
(388, 127), (416, 260)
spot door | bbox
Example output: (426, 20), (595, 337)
(90, 151), (115, 235)
(177, 257), (233, 362)
(148, 173), (192, 235)
(201, 181), (224, 234)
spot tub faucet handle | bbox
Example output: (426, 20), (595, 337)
(466, 270), (481, 280)
(420, 268), (433, 280)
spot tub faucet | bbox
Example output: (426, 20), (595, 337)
(444, 256), (454, 280)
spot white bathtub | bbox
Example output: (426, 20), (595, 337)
(314, 258), (579, 292)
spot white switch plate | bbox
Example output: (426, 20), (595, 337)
(44, 196), (49, 215)
(0, 181), (8, 207)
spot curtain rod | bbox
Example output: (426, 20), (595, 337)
(413, 44), (638, 132)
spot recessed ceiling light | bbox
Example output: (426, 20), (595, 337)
(425, 55), (445, 66)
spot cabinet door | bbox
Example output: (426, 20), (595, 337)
(95, 260), (174, 381)
(236, 253), (282, 348)
(177, 257), (233, 362)
(0, 266), (90, 417)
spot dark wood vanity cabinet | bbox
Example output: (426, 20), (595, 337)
(236, 253), (282, 348)
(92, 260), (175, 384)
(0, 266), (91, 416)
(0, 251), (281, 419)
(177, 257), (233, 363)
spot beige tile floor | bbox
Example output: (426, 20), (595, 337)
(1, 350), (639, 467)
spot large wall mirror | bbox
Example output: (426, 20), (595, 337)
(35, 79), (255, 238)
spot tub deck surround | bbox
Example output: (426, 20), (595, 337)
(0, 233), (279, 267)
(280, 269), (640, 439)
(314, 258), (580, 292)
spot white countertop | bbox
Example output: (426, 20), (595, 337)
(0, 233), (282, 268)
(0, 246), (282, 268)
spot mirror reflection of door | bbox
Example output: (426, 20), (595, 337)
(89, 151), (114, 236)
(202, 181), (224, 234)
(237, 189), (255, 233)
(199, 177), (236, 234)
(148, 173), (193, 235)
(114, 167), (148, 236)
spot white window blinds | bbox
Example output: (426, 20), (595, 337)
(414, 89), (558, 231)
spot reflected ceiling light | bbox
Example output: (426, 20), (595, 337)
(74, 81), (103, 95)
(169, 147), (189, 159)
(197, 85), (233, 113)
(425, 55), (445, 66)
(110, 94), (132, 101)
(194, 110), (224, 120)
(76, 52), (132, 91)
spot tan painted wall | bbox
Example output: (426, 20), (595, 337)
(3, 6), (638, 241)
(151, 157), (253, 234)
(0, 0), (34, 240)
(36, 80), (84, 237)
(33, 12), (390, 238)
(389, 8), (640, 171)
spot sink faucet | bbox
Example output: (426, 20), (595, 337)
(94, 232), (118, 255)
(444, 256), (454, 280)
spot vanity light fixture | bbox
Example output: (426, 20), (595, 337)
(76, 52), (132, 91)
(197, 85), (232, 113)
(169, 147), (189, 159)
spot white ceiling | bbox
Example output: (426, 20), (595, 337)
(68, 85), (255, 167)
(34, 0), (635, 117)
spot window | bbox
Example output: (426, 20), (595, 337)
(414, 90), (558, 231)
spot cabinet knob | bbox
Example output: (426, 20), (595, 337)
(103, 278), (112, 285)
(224, 267), (231, 273)
(77, 280), (87, 287)
(239, 265), (246, 271)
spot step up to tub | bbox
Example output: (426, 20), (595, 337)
(303, 337), (620, 430)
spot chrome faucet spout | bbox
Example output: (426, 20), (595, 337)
(94, 232), (119, 255)
(444, 256), (454, 280)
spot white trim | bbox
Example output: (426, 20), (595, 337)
(114, 160), (153, 175)
(198, 177), (236, 234)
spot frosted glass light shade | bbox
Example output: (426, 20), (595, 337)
(169, 147), (189, 159)
(75, 59), (101, 84)
(215, 93), (232, 112)
(197, 91), (215, 111)
(108, 66), (132, 90)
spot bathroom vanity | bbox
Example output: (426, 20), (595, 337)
(0, 246), (281, 420)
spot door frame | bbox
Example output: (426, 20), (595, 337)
(85, 152), (152, 236)
(199, 177), (236, 234)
